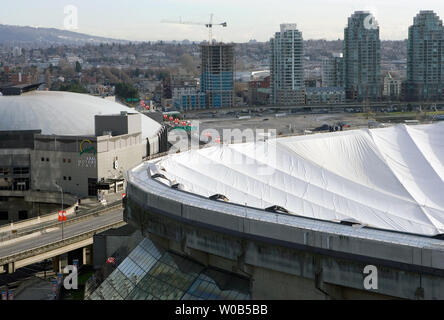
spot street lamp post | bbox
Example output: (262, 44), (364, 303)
(54, 182), (64, 240)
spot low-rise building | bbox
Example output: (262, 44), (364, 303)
(383, 73), (402, 100)
(178, 93), (206, 111)
(172, 86), (206, 111)
(305, 87), (346, 105)
(248, 76), (271, 105)
(0, 88), (167, 224)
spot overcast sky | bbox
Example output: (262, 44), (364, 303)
(1, 0), (443, 42)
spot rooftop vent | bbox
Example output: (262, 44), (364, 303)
(120, 111), (128, 116)
(265, 205), (289, 214)
(171, 183), (184, 190)
(152, 173), (168, 180)
(209, 194), (229, 202)
(340, 218), (361, 226)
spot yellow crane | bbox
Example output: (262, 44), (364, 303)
(161, 14), (227, 43)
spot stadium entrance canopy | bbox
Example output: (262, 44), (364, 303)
(149, 123), (444, 237)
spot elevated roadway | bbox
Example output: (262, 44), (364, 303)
(0, 206), (125, 274)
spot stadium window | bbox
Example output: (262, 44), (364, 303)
(63, 159), (66, 163)
(13, 167), (29, 175)
(18, 211), (28, 220)
(69, 177), (72, 181)
(63, 176), (67, 181)
(68, 159), (71, 163)
(0, 211), (8, 220)
(41, 157), (45, 162)
(46, 158), (49, 162)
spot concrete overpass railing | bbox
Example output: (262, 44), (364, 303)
(0, 201), (123, 243)
(0, 220), (126, 272)
(0, 202), (79, 236)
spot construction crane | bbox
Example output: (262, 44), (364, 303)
(161, 14), (227, 43)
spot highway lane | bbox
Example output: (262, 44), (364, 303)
(0, 209), (124, 259)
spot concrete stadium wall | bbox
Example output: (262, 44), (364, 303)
(125, 176), (444, 300)
(92, 229), (143, 270)
(97, 137), (146, 183)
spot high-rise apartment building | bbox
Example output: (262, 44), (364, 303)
(344, 11), (381, 101)
(200, 43), (235, 108)
(321, 53), (344, 88)
(407, 11), (444, 101)
(270, 24), (305, 105)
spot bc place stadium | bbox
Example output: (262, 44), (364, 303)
(2, 87), (444, 300)
(118, 122), (444, 300)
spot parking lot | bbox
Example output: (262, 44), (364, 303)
(190, 112), (372, 138)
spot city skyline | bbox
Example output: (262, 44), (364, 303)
(0, 0), (443, 42)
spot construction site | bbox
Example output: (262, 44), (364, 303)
(200, 43), (235, 108)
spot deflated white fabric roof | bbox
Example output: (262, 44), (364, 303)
(0, 91), (161, 139)
(150, 123), (444, 236)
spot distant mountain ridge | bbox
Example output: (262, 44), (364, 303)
(0, 24), (129, 47)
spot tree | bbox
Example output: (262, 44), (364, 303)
(157, 70), (170, 81)
(75, 61), (82, 73)
(179, 53), (198, 74)
(45, 70), (51, 89)
(59, 81), (88, 94)
(115, 82), (139, 101)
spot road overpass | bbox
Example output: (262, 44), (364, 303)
(0, 206), (125, 274)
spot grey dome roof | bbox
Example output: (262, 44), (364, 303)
(0, 91), (161, 139)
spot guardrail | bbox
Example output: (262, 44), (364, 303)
(0, 220), (126, 266)
(0, 201), (123, 243)
(0, 202), (79, 236)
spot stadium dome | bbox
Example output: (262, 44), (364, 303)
(146, 123), (444, 236)
(0, 90), (161, 139)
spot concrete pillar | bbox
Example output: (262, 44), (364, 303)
(86, 245), (93, 265)
(60, 254), (68, 273)
(89, 245), (93, 266)
(83, 247), (87, 266)
(53, 256), (61, 273)
(8, 262), (14, 274)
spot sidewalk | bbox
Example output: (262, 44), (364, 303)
(14, 277), (55, 300)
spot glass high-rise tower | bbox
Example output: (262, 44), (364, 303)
(343, 11), (381, 101)
(270, 24), (305, 105)
(407, 11), (444, 101)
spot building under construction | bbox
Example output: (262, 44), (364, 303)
(200, 43), (235, 108)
